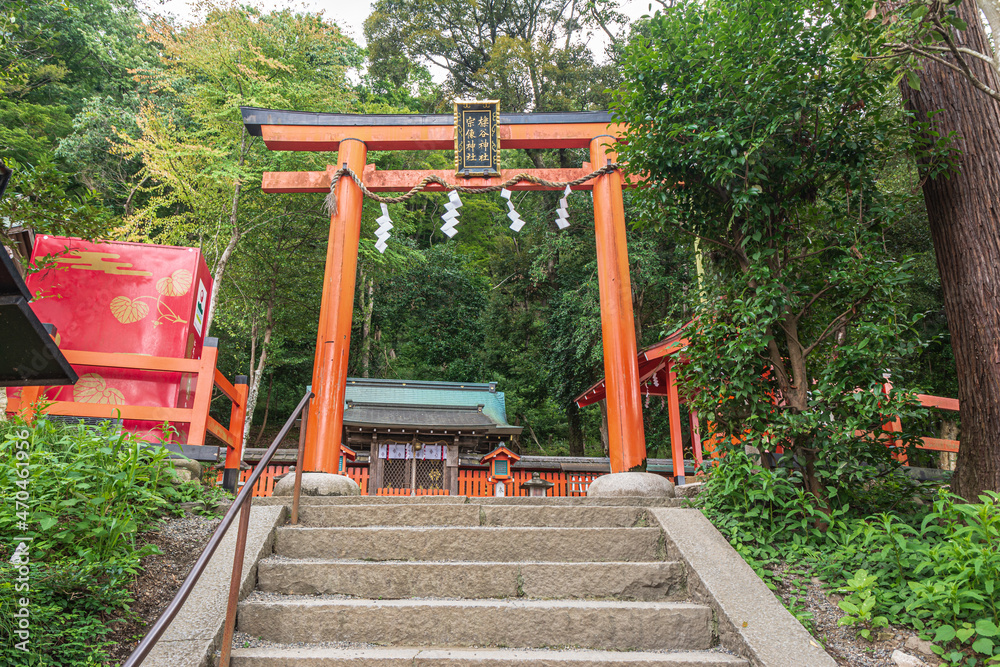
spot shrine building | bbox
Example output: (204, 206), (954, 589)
(341, 378), (522, 495)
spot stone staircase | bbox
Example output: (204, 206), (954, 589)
(228, 497), (750, 666)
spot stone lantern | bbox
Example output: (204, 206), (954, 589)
(520, 471), (554, 497)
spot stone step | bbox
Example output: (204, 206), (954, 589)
(274, 526), (664, 562)
(296, 504), (481, 527)
(257, 560), (686, 600)
(229, 646), (749, 666)
(236, 598), (714, 651)
(296, 504), (653, 528)
(481, 505), (652, 527)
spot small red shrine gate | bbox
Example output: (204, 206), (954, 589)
(242, 107), (648, 476)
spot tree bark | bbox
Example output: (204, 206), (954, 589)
(361, 274), (374, 378)
(242, 277), (276, 443)
(902, 0), (1000, 499)
(567, 401), (584, 456)
(205, 224), (240, 338)
(598, 398), (610, 457)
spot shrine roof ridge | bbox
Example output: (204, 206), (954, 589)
(346, 377), (499, 392)
(241, 106), (615, 137)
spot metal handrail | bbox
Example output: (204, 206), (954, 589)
(122, 389), (314, 667)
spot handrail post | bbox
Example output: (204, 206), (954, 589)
(218, 498), (252, 667)
(222, 375), (249, 493)
(291, 389), (311, 525)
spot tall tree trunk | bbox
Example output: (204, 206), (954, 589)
(598, 398), (610, 457)
(242, 278), (276, 443)
(902, 0), (1000, 499)
(361, 275), (374, 378)
(253, 375), (273, 446)
(567, 401), (584, 456)
(204, 127), (247, 338)
(205, 224), (240, 338)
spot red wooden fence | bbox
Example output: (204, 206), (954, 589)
(222, 464), (606, 498)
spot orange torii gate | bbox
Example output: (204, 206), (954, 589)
(241, 106), (647, 476)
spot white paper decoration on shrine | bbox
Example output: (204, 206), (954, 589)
(374, 203), (393, 254)
(501, 188), (525, 232)
(440, 190), (464, 238)
(555, 185), (571, 229)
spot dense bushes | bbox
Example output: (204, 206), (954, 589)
(700, 451), (1000, 666)
(0, 418), (224, 666)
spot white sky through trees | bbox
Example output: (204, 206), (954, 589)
(138, 0), (655, 80)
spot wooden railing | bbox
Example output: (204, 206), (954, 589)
(882, 388), (961, 466)
(222, 463), (371, 497)
(5, 337), (249, 490)
(455, 468), (603, 497)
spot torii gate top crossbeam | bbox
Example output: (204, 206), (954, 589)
(241, 107), (624, 152)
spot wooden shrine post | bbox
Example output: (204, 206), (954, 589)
(306, 139), (367, 473)
(591, 136), (647, 472)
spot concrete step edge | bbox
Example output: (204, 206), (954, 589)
(258, 558), (682, 565)
(240, 598), (708, 610)
(229, 646), (749, 665)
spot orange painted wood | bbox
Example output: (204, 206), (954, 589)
(917, 394), (960, 411)
(376, 487), (450, 496)
(223, 381), (249, 471)
(452, 467), (605, 497)
(207, 417), (237, 448)
(882, 383), (907, 465)
(345, 465), (369, 495)
(259, 122), (626, 152)
(591, 136), (647, 473)
(666, 360), (685, 481)
(59, 349), (201, 373)
(16, 386), (43, 422)
(917, 437), (961, 453)
(305, 139), (367, 474)
(214, 369), (240, 404)
(262, 165), (644, 194)
(187, 346), (218, 448)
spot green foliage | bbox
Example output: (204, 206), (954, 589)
(701, 455), (1000, 665)
(837, 569), (889, 639)
(0, 418), (222, 665)
(364, 0), (618, 110)
(614, 0), (930, 495)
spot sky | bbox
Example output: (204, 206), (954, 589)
(137, 0), (658, 68)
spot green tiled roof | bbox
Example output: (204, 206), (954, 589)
(344, 378), (514, 428)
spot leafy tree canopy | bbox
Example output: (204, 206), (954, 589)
(614, 0), (930, 501)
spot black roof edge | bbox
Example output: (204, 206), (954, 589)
(240, 106), (614, 134)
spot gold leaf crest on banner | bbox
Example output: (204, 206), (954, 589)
(73, 373), (126, 405)
(110, 295), (149, 324)
(155, 269), (193, 297)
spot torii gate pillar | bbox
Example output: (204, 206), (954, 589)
(591, 136), (647, 471)
(304, 138), (367, 473)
